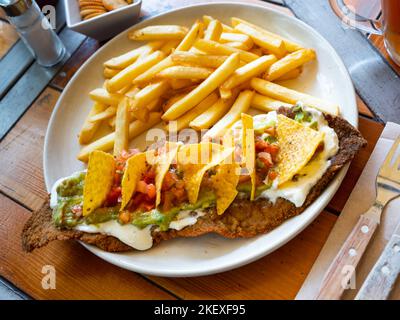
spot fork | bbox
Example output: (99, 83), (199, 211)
(316, 137), (400, 300)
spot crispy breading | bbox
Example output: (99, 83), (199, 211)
(22, 109), (366, 252)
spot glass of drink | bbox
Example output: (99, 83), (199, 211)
(330, 0), (400, 66)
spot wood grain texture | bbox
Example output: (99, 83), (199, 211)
(0, 88), (59, 211)
(327, 117), (384, 213)
(0, 193), (175, 300)
(51, 37), (100, 90)
(147, 212), (337, 300)
(0, 20), (18, 59)
(316, 214), (378, 300)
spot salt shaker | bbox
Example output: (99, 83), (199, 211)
(0, 0), (66, 67)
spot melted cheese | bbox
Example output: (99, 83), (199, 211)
(169, 209), (206, 231)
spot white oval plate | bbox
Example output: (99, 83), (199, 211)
(44, 2), (357, 277)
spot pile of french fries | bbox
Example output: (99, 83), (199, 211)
(77, 16), (340, 162)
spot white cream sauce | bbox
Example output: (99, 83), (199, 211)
(169, 209), (206, 231)
(75, 222), (153, 251)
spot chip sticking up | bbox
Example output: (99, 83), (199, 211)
(178, 142), (233, 204)
(120, 152), (147, 210)
(211, 161), (240, 215)
(155, 142), (180, 207)
(83, 150), (115, 216)
(276, 114), (324, 185)
(241, 113), (256, 200)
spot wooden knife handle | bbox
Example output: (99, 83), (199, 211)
(316, 214), (378, 300)
(355, 234), (400, 300)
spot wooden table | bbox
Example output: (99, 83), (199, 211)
(0, 0), (396, 300)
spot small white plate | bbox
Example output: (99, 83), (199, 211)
(64, 0), (142, 41)
(44, 2), (357, 277)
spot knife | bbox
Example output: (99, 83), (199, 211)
(356, 220), (400, 300)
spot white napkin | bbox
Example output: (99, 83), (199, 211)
(296, 122), (400, 300)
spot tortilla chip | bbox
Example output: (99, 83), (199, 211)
(211, 161), (240, 215)
(241, 113), (256, 200)
(155, 142), (180, 207)
(276, 114), (324, 185)
(178, 143), (233, 204)
(83, 151), (115, 216)
(120, 152), (147, 210)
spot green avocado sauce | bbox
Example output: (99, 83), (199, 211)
(53, 173), (216, 231)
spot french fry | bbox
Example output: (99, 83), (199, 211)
(171, 51), (228, 68)
(125, 86), (140, 98)
(250, 47), (263, 56)
(169, 79), (196, 90)
(233, 23), (286, 57)
(108, 116), (116, 129)
(162, 53), (240, 121)
(128, 25), (189, 41)
(88, 106), (117, 122)
(162, 93), (187, 112)
(167, 92), (219, 132)
(251, 93), (292, 112)
(220, 32), (253, 47)
(190, 90), (239, 130)
(103, 41), (163, 69)
(147, 97), (163, 112)
(225, 41), (253, 51)
(231, 17), (303, 52)
(133, 22), (201, 85)
(89, 88), (123, 105)
(194, 39), (259, 63)
(275, 67), (302, 81)
(266, 48), (315, 81)
(204, 19), (223, 41)
(78, 112), (162, 162)
(219, 87), (232, 100)
(202, 90), (254, 140)
(131, 81), (169, 121)
(78, 102), (107, 144)
(160, 39), (180, 55)
(203, 15), (233, 32)
(221, 54), (277, 90)
(107, 50), (165, 92)
(114, 98), (130, 156)
(157, 66), (214, 80)
(104, 67), (120, 79)
(251, 78), (339, 115)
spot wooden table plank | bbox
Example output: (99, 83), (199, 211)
(0, 88), (59, 211)
(327, 116), (384, 213)
(0, 20), (18, 60)
(0, 193), (175, 300)
(147, 211), (337, 300)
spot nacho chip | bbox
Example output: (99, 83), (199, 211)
(155, 142), (180, 207)
(120, 152), (147, 210)
(178, 143), (233, 204)
(83, 151), (115, 216)
(241, 113), (256, 200)
(276, 114), (324, 185)
(211, 161), (240, 215)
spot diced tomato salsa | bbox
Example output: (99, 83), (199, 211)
(160, 165), (187, 212)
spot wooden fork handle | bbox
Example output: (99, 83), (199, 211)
(316, 214), (379, 300)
